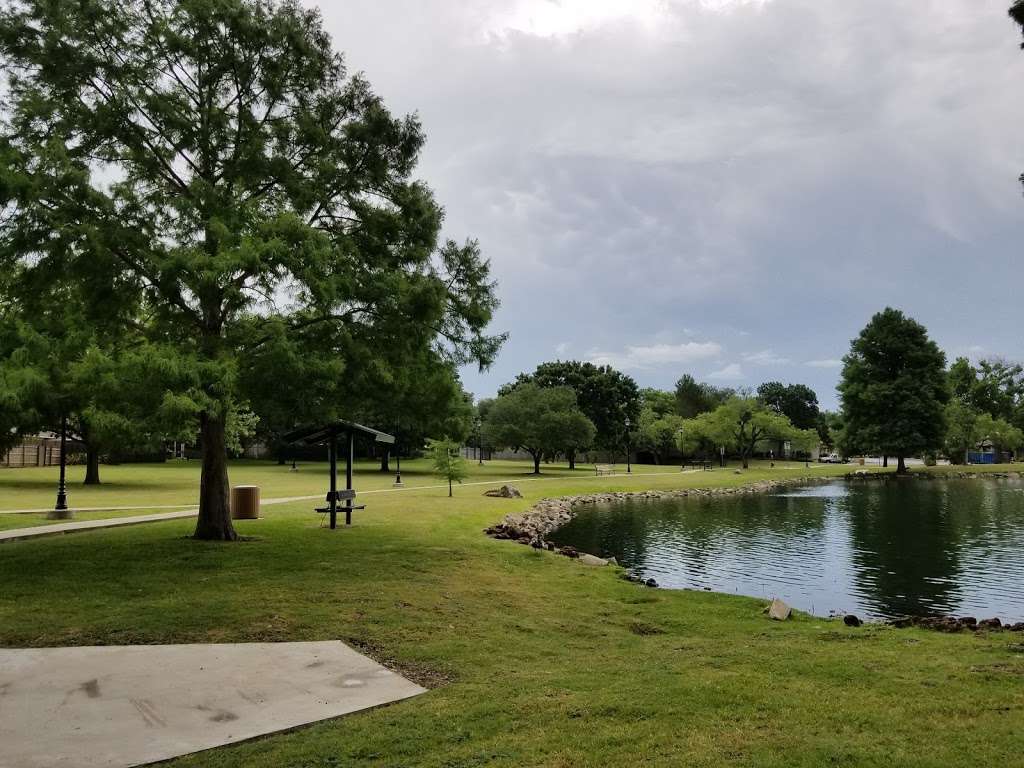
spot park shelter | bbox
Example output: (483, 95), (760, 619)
(284, 421), (395, 529)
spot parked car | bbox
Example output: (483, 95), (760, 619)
(820, 453), (843, 464)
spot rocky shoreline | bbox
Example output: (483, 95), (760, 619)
(846, 469), (1024, 481)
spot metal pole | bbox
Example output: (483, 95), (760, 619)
(346, 430), (354, 526)
(328, 432), (338, 529)
(53, 414), (68, 516)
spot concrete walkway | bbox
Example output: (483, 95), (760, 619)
(0, 641), (426, 768)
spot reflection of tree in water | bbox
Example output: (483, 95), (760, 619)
(845, 481), (965, 618)
(553, 492), (830, 583)
(552, 479), (1024, 620)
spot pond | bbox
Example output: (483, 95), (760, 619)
(548, 478), (1024, 622)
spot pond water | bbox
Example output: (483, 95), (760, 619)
(548, 478), (1024, 622)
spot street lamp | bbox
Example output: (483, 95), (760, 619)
(677, 427), (685, 472)
(391, 428), (399, 487)
(475, 418), (483, 465)
(49, 414), (71, 520)
(625, 416), (632, 474)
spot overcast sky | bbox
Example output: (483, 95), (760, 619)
(311, 0), (1024, 409)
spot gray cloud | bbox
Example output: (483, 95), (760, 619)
(312, 0), (1024, 409)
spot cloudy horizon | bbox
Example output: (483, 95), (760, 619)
(311, 0), (1024, 409)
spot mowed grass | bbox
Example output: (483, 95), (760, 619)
(2, 460), (1023, 767)
(0, 457), (704, 512)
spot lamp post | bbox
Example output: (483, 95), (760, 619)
(677, 427), (685, 472)
(475, 418), (483, 465)
(720, 445), (726, 468)
(625, 416), (632, 474)
(393, 425), (403, 487)
(49, 414), (71, 520)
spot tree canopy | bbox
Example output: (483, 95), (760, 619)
(483, 383), (596, 474)
(500, 361), (639, 453)
(680, 397), (817, 469)
(635, 388), (684, 464)
(838, 308), (948, 473)
(0, 0), (502, 538)
(756, 381), (820, 431)
(674, 374), (733, 419)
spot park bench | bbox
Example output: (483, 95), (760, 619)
(683, 461), (714, 472)
(315, 489), (365, 527)
(594, 464), (616, 476)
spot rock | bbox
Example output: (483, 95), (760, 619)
(606, 556), (619, 567)
(579, 554), (609, 567)
(767, 598), (792, 621)
(958, 616), (977, 628)
(979, 617), (1002, 630)
(1008, 622), (1024, 632)
(843, 614), (862, 627)
(484, 484), (523, 498)
(645, 578), (659, 588)
(733, 470), (743, 475)
(559, 546), (579, 559)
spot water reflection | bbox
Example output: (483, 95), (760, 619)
(548, 479), (1024, 621)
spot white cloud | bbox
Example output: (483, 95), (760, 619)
(708, 362), (744, 380)
(554, 342), (570, 355)
(586, 341), (722, 370)
(804, 359), (843, 369)
(743, 349), (790, 365)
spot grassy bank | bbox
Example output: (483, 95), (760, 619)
(2, 460), (1023, 766)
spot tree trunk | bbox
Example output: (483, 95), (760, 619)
(84, 447), (101, 485)
(194, 413), (237, 541)
(742, 449), (749, 469)
(568, 450), (576, 470)
(532, 452), (541, 475)
(448, 477), (453, 497)
(380, 450), (390, 472)
(897, 455), (907, 475)
(883, 455), (888, 468)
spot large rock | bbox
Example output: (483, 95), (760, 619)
(767, 598), (792, 621)
(578, 554), (609, 567)
(484, 484), (523, 498)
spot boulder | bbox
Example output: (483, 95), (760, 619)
(483, 484), (523, 498)
(767, 598), (792, 621)
(843, 614), (862, 628)
(979, 617), (1002, 630)
(578, 554), (609, 567)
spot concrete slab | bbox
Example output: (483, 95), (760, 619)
(0, 641), (426, 768)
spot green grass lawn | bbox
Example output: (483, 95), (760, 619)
(2, 460), (1023, 766)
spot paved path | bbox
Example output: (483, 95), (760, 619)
(0, 468), (726, 544)
(0, 641), (425, 768)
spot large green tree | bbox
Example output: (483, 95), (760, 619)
(483, 384), (596, 474)
(681, 397), (816, 469)
(838, 308), (949, 474)
(500, 361), (639, 464)
(0, 0), (502, 538)
(756, 381), (820, 431)
(674, 374), (732, 419)
(635, 388), (684, 464)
